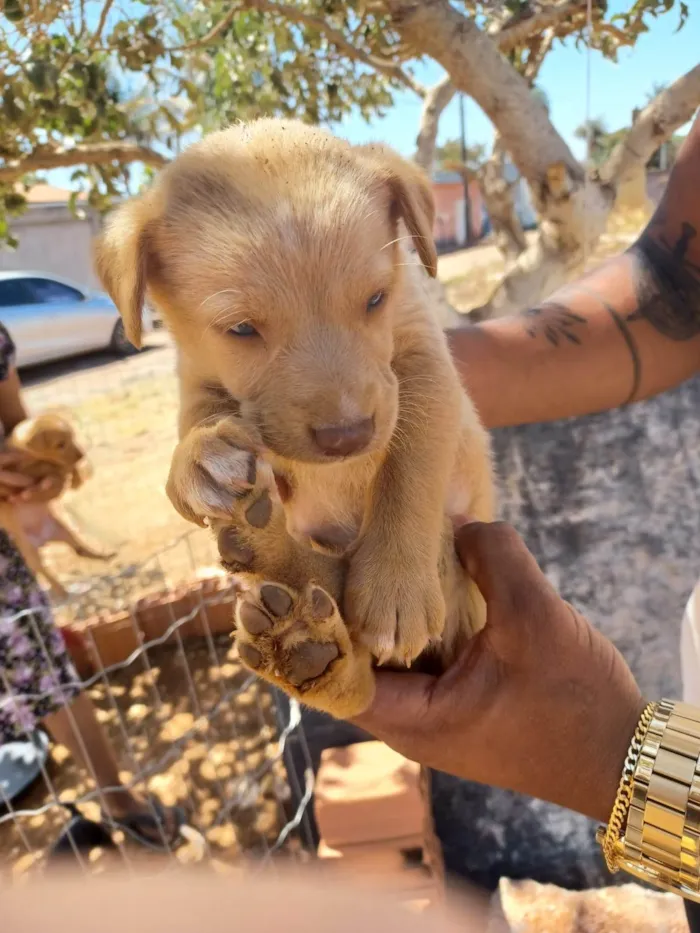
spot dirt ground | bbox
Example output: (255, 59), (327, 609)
(0, 634), (300, 879)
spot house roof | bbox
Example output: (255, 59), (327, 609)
(20, 183), (87, 205)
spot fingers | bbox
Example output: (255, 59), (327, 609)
(8, 477), (59, 504)
(351, 669), (436, 739)
(0, 469), (32, 490)
(455, 521), (561, 651)
(455, 522), (542, 597)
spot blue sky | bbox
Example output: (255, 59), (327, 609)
(48, 2), (698, 190)
(336, 1), (699, 161)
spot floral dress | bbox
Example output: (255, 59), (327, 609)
(0, 322), (80, 743)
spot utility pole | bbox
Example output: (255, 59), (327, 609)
(458, 93), (472, 247)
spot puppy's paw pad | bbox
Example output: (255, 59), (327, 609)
(238, 601), (273, 635)
(235, 582), (345, 692)
(259, 583), (292, 616)
(217, 526), (255, 571)
(286, 641), (339, 686)
(244, 491), (273, 529)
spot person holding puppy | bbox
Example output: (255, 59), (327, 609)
(0, 320), (183, 849)
(359, 110), (700, 900)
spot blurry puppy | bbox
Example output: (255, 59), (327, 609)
(94, 119), (495, 718)
(0, 413), (114, 597)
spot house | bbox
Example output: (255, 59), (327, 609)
(0, 184), (102, 288)
(431, 160), (537, 251)
(430, 170), (484, 249)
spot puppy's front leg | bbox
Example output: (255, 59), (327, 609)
(167, 358), (271, 527)
(345, 320), (463, 665)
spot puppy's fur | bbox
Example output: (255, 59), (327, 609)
(0, 413), (114, 597)
(95, 120), (495, 718)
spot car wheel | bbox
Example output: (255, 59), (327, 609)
(110, 319), (140, 357)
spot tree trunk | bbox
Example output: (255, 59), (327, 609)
(382, 0), (700, 318)
(414, 75), (455, 173)
(479, 139), (528, 262)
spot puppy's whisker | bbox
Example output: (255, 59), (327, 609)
(380, 234), (417, 251)
(198, 289), (239, 311)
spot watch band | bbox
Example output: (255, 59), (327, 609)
(602, 699), (700, 901)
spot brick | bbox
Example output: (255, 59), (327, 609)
(83, 611), (140, 669)
(317, 838), (433, 893)
(314, 742), (424, 847)
(317, 835), (424, 862)
(59, 624), (94, 678)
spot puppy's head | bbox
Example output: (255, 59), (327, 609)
(95, 120), (437, 463)
(10, 413), (85, 468)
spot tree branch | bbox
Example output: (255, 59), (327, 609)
(522, 29), (554, 84)
(414, 75), (455, 171)
(496, 0), (588, 54)
(600, 64), (700, 188)
(168, 5), (239, 52)
(382, 0), (578, 192)
(90, 0), (114, 49)
(0, 142), (169, 184)
(238, 0), (424, 95)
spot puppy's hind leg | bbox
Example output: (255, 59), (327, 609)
(213, 471), (375, 719)
(49, 506), (117, 560)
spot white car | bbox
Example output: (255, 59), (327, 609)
(0, 271), (152, 368)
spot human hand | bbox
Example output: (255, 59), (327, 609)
(0, 451), (65, 504)
(354, 521), (645, 823)
(10, 473), (65, 504)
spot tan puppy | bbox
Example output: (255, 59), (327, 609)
(0, 413), (114, 597)
(95, 119), (495, 718)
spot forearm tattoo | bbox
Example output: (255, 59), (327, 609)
(518, 220), (700, 403)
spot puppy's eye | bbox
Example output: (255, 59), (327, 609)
(367, 291), (386, 312)
(228, 322), (259, 337)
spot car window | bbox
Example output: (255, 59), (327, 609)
(0, 279), (35, 307)
(24, 278), (84, 304)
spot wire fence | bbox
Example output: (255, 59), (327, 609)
(0, 331), (316, 880)
(0, 554), (316, 876)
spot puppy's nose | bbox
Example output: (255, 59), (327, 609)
(312, 418), (374, 457)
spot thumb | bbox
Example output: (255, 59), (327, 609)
(351, 669), (437, 738)
(454, 522), (545, 600)
(454, 521), (558, 647)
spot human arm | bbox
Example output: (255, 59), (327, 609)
(354, 521), (644, 823)
(449, 110), (700, 429)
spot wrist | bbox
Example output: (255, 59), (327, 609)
(555, 681), (646, 824)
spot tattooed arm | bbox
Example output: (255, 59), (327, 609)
(449, 111), (700, 429)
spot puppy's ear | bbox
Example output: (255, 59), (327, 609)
(357, 144), (438, 278)
(93, 196), (156, 349)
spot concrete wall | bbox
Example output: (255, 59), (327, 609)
(0, 204), (102, 290)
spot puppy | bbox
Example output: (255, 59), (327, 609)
(95, 119), (495, 718)
(0, 413), (115, 597)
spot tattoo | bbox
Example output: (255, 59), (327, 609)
(522, 302), (586, 346)
(628, 222), (700, 341)
(578, 286), (642, 405)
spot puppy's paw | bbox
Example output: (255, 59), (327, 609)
(234, 580), (374, 719)
(345, 540), (445, 666)
(166, 419), (269, 526)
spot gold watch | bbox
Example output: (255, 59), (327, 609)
(597, 698), (700, 901)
